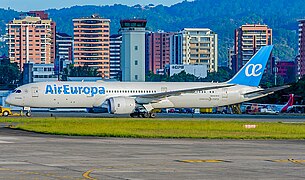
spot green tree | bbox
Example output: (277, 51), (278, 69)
(66, 65), (99, 77)
(0, 63), (20, 89)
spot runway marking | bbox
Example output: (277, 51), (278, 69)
(83, 169), (97, 180)
(177, 159), (230, 163)
(0, 140), (13, 144)
(266, 159), (305, 165)
(0, 137), (18, 144)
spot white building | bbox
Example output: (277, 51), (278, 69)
(171, 28), (218, 72)
(168, 64), (208, 78)
(119, 19), (147, 82)
(32, 64), (57, 82)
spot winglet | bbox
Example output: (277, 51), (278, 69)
(227, 45), (273, 86)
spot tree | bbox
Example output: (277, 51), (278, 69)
(66, 65), (99, 77)
(0, 63), (20, 90)
(201, 67), (234, 82)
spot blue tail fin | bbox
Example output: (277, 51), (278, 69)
(227, 45), (273, 86)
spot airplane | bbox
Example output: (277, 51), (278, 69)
(242, 94), (295, 114)
(5, 45), (289, 118)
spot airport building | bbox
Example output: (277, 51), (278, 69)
(167, 64), (208, 78)
(145, 31), (174, 74)
(6, 11), (56, 71)
(109, 34), (122, 80)
(298, 19), (305, 78)
(73, 15), (110, 78)
(170, 28), (218, 72)
(234, 24), (272, 73)
(23, 63), (57, 84)
(120, 19), (147, 82)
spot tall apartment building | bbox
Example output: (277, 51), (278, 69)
(73, 15), (110, 78)
(145, 31), (174, 74)
(7, 11), (56, 70)
(171, 28), (218, 72)
(276, 60), (297, 83)
(298, 19), (305, 78)
(120, 19), (147, 82)
(110, 34), (122, 80)
(55, 33), (73, 73)
(227, 47), (235, 70)
(234, 24), (272, 73)
(56, 33), (73, 62)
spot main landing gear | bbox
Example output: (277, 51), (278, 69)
(130, 107), (156, 118)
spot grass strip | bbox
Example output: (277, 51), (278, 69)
(1, 117), (305, 139)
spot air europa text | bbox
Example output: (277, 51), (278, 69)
(45, 84), (105, 96)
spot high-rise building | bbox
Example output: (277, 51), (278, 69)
(120, 19), (147, 82)
(110, 34), (122, 80)
(55, 32), (73, 74)
(234, 24), (272, 73)
(227, 47), (235, 70)
(298, 19), (305, 78)
(145, 31), (174, 74)
(276, 60), (297, 83)
(7, 11), (56, 70)
(73, 15), (110, 78)
(170, 28), (218, 72)
(56, 33), (73, 62)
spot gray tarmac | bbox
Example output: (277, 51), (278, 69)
(1, 120), (305, 180)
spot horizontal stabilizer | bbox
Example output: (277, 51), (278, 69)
(243, 85), (290, 99)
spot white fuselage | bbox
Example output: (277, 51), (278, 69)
(5, 81), (262, 109)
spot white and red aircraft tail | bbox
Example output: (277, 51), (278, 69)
(280, 94), (294, 113)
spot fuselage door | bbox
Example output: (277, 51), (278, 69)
(222, 88), (228, 99)
(31, 87), (39, 97)
(161, 87), (167, 92)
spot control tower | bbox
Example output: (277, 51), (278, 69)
(120, 19), (147, 82)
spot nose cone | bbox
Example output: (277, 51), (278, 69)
(5, 95), (14, 105)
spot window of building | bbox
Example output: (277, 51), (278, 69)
(135, 75), (138, 80)
(135, 60), (138, 65)
(135, 46), (138, 50)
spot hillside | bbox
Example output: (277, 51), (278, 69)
(0, 0), (305, 64)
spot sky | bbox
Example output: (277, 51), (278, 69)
(0, 0), (186, 11)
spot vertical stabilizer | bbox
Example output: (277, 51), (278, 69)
(227, 45), (273, 86)
(281, 94), (294, 112)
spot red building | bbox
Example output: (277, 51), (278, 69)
(145, 31), (174, 74)
(234, 24), (272, 73)
(276, 60), (297, 83)
(298, 19), (305, 78)
(7, 11), (56, 70)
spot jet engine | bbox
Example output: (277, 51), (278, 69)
(107, 97), (136, 114)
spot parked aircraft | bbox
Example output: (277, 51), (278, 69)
(242, 94), (295, 114)
(5, 45), (288, 117)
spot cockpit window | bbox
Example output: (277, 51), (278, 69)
(16, 90), (22, 93)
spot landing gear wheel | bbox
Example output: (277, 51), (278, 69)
(149, 113), (156, 118)
(2, 111), (9, 117)
(26, 112), (31, 117)
(130, 113), (137, 118)
(141, 112), (149, 118)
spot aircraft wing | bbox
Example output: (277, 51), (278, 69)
(133, 84), (236, 104)
(243, 85), (290, 99)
